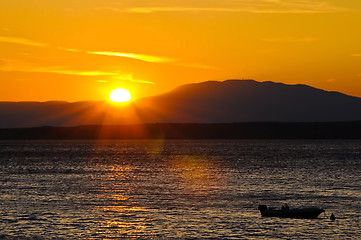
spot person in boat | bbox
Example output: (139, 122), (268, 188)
(281, 203), (289, 210)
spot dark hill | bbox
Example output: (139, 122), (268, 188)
(135, 80), (361, 123)
(1, 80), (361, 128)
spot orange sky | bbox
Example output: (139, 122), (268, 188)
(1, 0), (361, 101)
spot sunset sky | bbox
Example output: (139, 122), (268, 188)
(1, 0), (361, 101)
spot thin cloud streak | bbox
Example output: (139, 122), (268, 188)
(120, 1), (350, 14)
(58, 47), (214, 71)
(7, 68), (116, 76)
(0, 62), (117, 77)
(128, 7), (249, 13)
(85, 50), (217, 71)
(57, 47), (175, 63)
(0, 59), (155, 85)
(87, 51), (175, 63)
(0, 36), (47, 47)
(47, 69), (117, 76)
(57, 47), (83, 53)
(127, 7), (344, 14)
(112, 74), (155, 85)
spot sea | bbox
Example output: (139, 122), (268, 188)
(0, 140), (360, 239)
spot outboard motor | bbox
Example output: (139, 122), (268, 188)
(258, 205), (268, 216)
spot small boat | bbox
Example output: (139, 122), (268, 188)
(258, 204), (324, 219)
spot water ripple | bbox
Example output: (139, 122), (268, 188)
(1, 140), (360, 239)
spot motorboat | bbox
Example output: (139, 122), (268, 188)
(258, 204), (324, 219)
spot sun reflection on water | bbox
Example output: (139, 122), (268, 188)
(146, 138), (165, 159)
(92, 162), (149, 238)
(1, 140), (361, 239)
(170, 155), (225, 196)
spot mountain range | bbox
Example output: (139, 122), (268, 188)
(1, 79), (361, 128)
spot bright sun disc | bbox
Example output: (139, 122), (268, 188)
(109, 88), (132, 102)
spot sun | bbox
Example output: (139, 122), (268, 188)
(109, 88), (132, 103)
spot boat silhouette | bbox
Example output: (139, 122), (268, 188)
(258, 204), (324, 219)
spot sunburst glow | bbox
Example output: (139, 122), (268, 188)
(109, 88), (132, 103)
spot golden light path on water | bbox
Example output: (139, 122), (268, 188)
(91, 164), (146, 237)
(170, 155), (225, 196)
(90, 140), (227, 237)
(1, 140), (360, 239)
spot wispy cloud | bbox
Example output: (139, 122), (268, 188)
(352, 53), (361, 57)
(87, 51), (175, 63)
(96, 75), (155, 85)
(0, 61), (117, 77)
(263, 37), (318, 42)
(57, 47), (83, 53)
(0, 36), (47, 47)
(0, 58), (155, 85)
(126, 7), (342, 14)
(117, 1), (349, 14)
(112, 74), (155, 85)
(127, 7), (248, 13)
(58, 47), (214, 71)
(1, 42), (216, 79)
(57, 47), (175, 63)
(46, 69), (117, 76)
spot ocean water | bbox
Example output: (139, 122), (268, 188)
(0, 140), (360, 239)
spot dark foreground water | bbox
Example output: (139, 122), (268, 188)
(0, 140), (360, 239)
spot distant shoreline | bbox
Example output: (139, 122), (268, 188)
(1, 122), (361, 139)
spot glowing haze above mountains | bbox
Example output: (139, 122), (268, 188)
(1, 0), (361, 101)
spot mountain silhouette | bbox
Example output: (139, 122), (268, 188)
(135, 80), (361, 123)
(1, 80), (361, 128)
